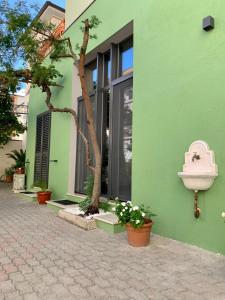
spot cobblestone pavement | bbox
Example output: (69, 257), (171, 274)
(0, 183), (225, 300)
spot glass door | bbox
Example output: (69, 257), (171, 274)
(109, 77), (133, 200)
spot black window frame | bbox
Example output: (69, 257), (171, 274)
(75, 36), (133, 200)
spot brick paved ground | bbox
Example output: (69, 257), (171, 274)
(0, 182), (225, 300)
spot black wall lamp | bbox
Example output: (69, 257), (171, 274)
(202, 16), (214, 31)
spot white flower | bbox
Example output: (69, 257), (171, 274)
(127, 201), (131, 204)
(125, 207), (128, 210)
(132, 206), (139, 211)
(136, 220), (140, 224)
(115, 197), (119, 200)
(120, 212), (123, 216)
(141, 212), (145, 217)
(122, 202), (126, 207)
(122, 209), (125, 212)
(129, 208), (133, 212)
(221, 212), (225, 218)
(112, 207), (116, 212)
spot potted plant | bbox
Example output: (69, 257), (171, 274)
(6, 149), (26, 174)
(34, 181), (52, 204)
(4, 167), (15, 183)
(113, 201), (156, 247)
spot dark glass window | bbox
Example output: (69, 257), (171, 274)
(110, 78), (133, 200)
(76, 36), (133, 200)
(120, 39), (133, 76)
(104, 53), (111, 86)
(101, 90), (110, 195)
(92, 68), (97, 90)
(85, 61), (97, 92)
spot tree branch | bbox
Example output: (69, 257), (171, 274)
(51, 37), (78, 64)
(42, 84), (94, 173)
(50, 53), (73, 59)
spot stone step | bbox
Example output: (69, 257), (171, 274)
(94, 213), (125, 234)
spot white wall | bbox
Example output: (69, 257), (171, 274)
(65, 0), (95, 29)
(0, 140), (22, 178)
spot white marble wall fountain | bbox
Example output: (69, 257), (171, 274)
(178, 140), (218, 218)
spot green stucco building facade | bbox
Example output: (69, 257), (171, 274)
(26, 0), (225, 254)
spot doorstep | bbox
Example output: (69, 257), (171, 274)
(18, 191), (37, 202)
(94, 213), (125, 234)
(66, 193), (117, 212)
(46, 200), (79, 213)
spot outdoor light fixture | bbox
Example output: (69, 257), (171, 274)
(202, 16), (214, 31)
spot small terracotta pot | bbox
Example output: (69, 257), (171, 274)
(4, 175), (13, 183)
(37, 191), (52, 204)
(126, 221), (153, 247)
(15, 167), (25, 174)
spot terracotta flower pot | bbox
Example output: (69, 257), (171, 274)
(37, 191), (52, 204)
(4, 175), (13, 183)
(126, 221), (153, 247)
(15, 167), (25, 174)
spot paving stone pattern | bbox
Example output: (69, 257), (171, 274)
(0, 183), (225, 299)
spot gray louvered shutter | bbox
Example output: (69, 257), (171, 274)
(34, 111), (51, 185)
(41, 112), (51, 184)
(34, 116), (42, 183)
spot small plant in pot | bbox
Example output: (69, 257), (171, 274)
(4, 167), (15, 183)
(6, 149), (26, 174)
(113, 201), (156, 247)
(34, 181), (52, 204)
(79, 176), (99, 216)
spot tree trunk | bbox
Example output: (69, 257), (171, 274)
(44, 19), (102, 208)
(77, 19), (102, 208)
(78, 63), (102, 208)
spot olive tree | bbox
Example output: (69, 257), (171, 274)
(0, 0), (102, 210)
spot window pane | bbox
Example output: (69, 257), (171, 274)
(111, 78), (133, 200)
(92, 68), (97, 90)
(121, 47), (133, 76)
(104, 53), (111, 86)
(119, 85), (132, 198)
(85, 61), (97, 92)
(101, 90), (110, 195)
(75, 95), (96, 194)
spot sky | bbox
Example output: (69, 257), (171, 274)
(9, 0), (65, 9)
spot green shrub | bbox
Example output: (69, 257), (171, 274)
(79, 175), (94, 213)
(4, 167), (14, 176)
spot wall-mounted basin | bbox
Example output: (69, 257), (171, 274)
(178, 172), (217, 191)
(178, 140), (218, 218)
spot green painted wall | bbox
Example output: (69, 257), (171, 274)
(26, 0), (225, 254)
(26, 59), (73, 198)
(65, 0), (95, 29)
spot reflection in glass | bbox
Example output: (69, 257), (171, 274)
(101, 90), (110, 195)
(119, 85), (133, 198)
(121, 47), (133, 76)
(85, 61), (97, 92)
(92, 68), (97, 90)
